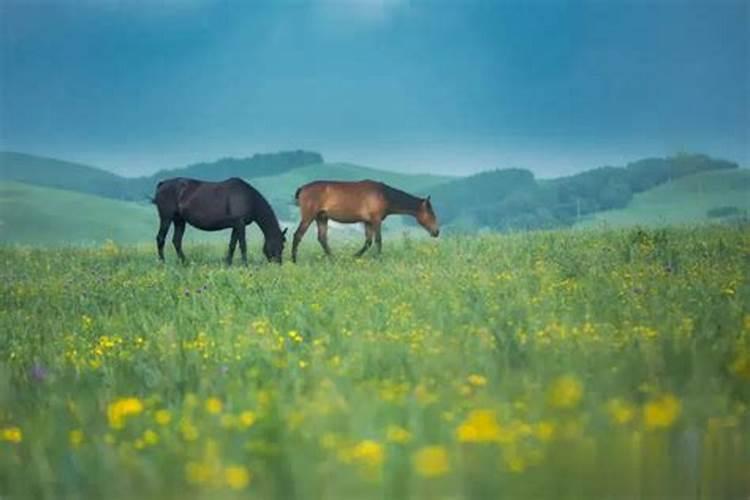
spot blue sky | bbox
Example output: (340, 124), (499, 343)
(0, 0), (747, 177)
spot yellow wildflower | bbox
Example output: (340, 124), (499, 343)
(1, 426), (23, 443)
(143, 429), (159, 446)
(644, 394), (681, 430)
(155, 409), (172, 426)
(534, 421), (555, 442)
(607, 398), (636, 426)
(729, 354), (750, 380)
(351, 440), (385, 467)
(467, 374), (487, 387)
(386, 425), (412, 444)
(69, 429), (84, 448)
(205, 398), (223, 415)
(548, 375), (583, 409)
(456, 409), (501, 443)
(413, 446), (450, 477)
(224, 465), (251, 490)
(239, 410), (257, 428)
(107, 397), (144, 429)
(185, 462), (212, 485)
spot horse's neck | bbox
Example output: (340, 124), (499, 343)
(383, 185), (422, 216)
(255, 204), (281, 239)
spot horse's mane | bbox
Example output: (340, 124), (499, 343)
(380, 183), (423, 212)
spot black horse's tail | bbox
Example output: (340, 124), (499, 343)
(292, 187), (302, 206)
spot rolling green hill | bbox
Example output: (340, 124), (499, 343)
(576, 169), (750, 228)
(0, 152), (133, 200)
(0, 181), (155, 244)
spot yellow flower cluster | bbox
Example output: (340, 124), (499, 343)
(107, 397), (144, 429)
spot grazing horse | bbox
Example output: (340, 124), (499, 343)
(291, 180), (439, 262)
(152, 177), (287, 265)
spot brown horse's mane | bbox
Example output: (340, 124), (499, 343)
(379, 182), (423, 213)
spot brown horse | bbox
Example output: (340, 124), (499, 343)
(291, 180), (439, 262)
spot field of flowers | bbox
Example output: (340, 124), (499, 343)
(1, 226), (748, 499)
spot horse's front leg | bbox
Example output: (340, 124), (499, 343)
(226, 228), (238, 266)
(292, 217), (313, 263)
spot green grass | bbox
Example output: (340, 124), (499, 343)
(577, 169), (750, 228)
(1, 226), (748, 499)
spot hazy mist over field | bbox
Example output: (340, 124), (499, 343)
(0, 0), (747, 177)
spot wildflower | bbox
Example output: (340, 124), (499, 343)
(351, 440), (385, 467)
(467, 374), (487, 387)
(107, 397), (144, 429)
(644, 394), (681, 430)
(606, 398), (636, 426)
(1, 426), (22, 443)
(205, 397), (223, 415)
(180, 420), (199, 441)
(412, 446), (450, 477)
(534, 421), (555, 442)
(386, 425), (412, 444)
(143, 429), (159, 446)
(155, 409), (172, 426)
(239, 410), (257, 428)
(456, 409), (501, 443)
(69, 429), (84, 448)
(503, 447), (526, 473)
(220, 414), (237, 429)
(729, 354), (750, 380)
(185, 462), (212, 485)
(548, 375), (583, 409)
(224, 465), (251, 490)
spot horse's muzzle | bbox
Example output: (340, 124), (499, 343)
(432, 229), (440, 237)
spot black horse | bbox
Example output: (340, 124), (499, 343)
(152, 177), (287, 265)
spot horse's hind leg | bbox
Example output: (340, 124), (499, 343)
(355, 223), (374, 257)
(292, 216), (313, 263)
(237, 224), (248, 266)
(156, 218), (171, 262)
(316, 215), (332, 257)
(374, 221), (383, 255)
(226, 228), (238, 266)
(172, 219), (187, 264)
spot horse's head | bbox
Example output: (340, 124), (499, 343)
(264, 227), (288, 264)
(416, 196), (440, 237)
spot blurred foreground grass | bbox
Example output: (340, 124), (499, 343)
(1, 226), (748, 499)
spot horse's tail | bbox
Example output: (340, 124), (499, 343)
(292, 187), (302, 206)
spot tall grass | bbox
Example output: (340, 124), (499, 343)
(1, 226), (748, 499)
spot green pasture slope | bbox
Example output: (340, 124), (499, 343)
(578, 169), (750, 228)
(1, 226), (748, 499)
(0, 181), (155, 245)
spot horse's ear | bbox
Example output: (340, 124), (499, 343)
(427, 195), (431, 202)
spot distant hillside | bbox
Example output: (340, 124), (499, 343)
(576, 169), (750, 228)
(430, 154), (740, 231)
(149, 150), (323, 182)
(0, 152), (133, 200)
(0, 150), (325, 201)
(0, 181), (155, 244)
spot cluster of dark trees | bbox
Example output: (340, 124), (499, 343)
(430, 154), (739, 231)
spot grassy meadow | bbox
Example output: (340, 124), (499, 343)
(1, 227), (749, 499)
